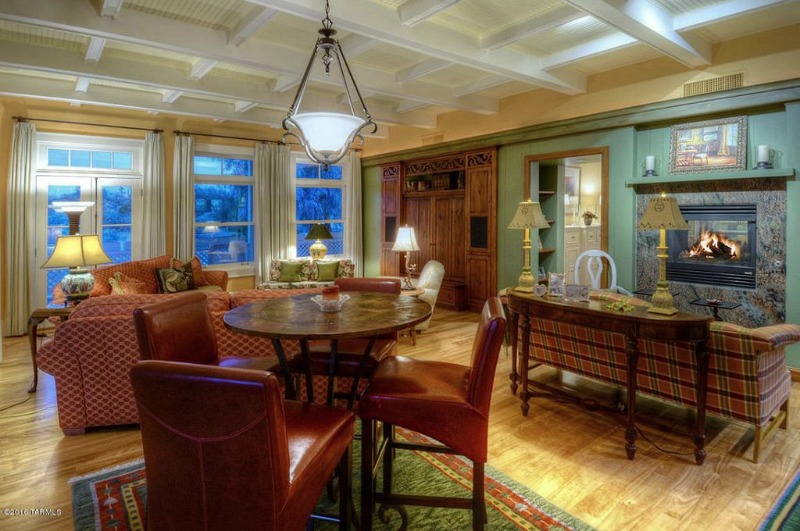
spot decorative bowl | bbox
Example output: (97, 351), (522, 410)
(311, 293), (350, 313)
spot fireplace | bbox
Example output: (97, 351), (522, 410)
(666, 204), (757, 289)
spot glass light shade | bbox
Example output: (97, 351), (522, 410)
(42, 235), (112, 269)
(392, 226), (420, 252)
(292, 112), (366, 156)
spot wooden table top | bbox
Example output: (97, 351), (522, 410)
(223, 291), (432, 341)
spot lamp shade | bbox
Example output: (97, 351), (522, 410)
(292, 113), (366, 157)
(508, 200), (550, 230)
(637, 195), (689, 230)
(392, 226), (420, 252)
(305, 223), (334, 241)
(42, 234), (112, 269)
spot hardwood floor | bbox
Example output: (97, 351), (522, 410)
(1, 307), (798, 530)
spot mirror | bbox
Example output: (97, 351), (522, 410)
(524, 149), (608, 285)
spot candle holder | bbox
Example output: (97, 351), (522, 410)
(756, 145), (773, 169)
(643, 155), (657, 177)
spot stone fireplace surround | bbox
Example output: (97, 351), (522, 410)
(635, 177), (787, 327)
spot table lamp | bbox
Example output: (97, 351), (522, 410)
(637, 194), (688, 315)
(305, 223), (334, 260)
(51, 201), (95, 235)
(42, 234), (112, 302)
(392, 225), (420, 290)
(508, 199), (550, 292)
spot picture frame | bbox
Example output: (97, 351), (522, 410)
(564, 166), (580, 199)
(668, 115), (747, 174)
(548, 273), (565, 298)
(565, 283), (590, 302)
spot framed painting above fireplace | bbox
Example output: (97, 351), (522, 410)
(668, 116), (747, 174)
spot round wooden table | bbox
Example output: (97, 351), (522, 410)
(223, 291), (431, 407)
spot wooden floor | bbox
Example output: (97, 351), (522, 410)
(1, 307), (798, 530)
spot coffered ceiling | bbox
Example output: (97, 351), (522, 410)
(1, 0), (798, 137)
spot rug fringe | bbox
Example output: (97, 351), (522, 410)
(69, 459), (144, 484)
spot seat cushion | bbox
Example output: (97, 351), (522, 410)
(303, 338), (396, 378)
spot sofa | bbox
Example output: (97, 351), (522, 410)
(509, 290), (800, 462)
(257, 258), (355, 289)
(37, 288), (329, 435)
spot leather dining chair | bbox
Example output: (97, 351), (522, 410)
(358, 297), (506, 531)
(133, 290), (280, 372)
(304, 277), (402, 405)
(130, 360), (355, 531)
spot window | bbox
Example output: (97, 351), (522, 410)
(193, 147), (255, 269)
(34, 134), (143, 306)
(293, 156), (345, 257)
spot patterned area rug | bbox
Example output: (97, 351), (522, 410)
(760, 468), (800, 530)
(72, 428), (594, 530)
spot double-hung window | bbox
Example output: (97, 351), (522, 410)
(193, 146), (255, 271)
(293, 155), (346, 257)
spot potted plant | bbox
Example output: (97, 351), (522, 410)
(582, 210), (598, 226)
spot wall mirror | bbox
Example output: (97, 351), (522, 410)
(524, 148), (608, 285)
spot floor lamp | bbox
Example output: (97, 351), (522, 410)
(508, 199), (550, 292)
(392, 226), (420, 290)
(637, 194), (689, 315)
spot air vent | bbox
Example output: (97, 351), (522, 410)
(683, 73), (743, 97)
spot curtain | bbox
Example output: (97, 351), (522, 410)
(141, 131), (165, 258)
(172, 134), (195, 261)
(255, 143), (292, 283)
(4, 122), (36, 336)
(345, 152), (364, 276)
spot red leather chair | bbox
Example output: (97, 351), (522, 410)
(358, 297), (506, 531)
(130, 360), (355, 531)
(303, 277), (402, 405)
(133, 291), (280, 372)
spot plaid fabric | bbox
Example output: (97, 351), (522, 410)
(517, 291), (799, 430)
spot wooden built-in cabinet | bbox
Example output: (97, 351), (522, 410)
(380, 148), (497, 312)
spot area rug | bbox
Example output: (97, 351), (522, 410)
(760, 467), (800, 530)
(72, 428), (594, 530)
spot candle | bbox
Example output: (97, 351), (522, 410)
(645, 155), (655, 172)
(757, 145), (770, 163)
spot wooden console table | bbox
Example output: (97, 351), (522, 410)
(507, 290), (711, 464)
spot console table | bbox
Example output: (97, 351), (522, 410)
(507, 290), (711, 464)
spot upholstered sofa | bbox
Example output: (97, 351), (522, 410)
(510, 290), (800, 462)
(257, 258), (355, 289)
(37, 288), (324, 435)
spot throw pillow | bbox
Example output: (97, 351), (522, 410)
(155, 263), (196, 293)
(338, 259), (355, 279)
(277, 260), (304, 283)
(315, 260), (340, 282)
(108, 272), (150, 295)
(170, 256), (207, 286)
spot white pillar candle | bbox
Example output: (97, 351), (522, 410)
(757, 145), (770, 163)
(645, 155), (655, 171)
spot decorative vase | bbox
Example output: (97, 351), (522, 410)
(583, 215), (593, 226)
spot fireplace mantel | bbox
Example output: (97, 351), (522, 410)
(625, 167), (795, 189)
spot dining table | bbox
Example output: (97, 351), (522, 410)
(223, 291), (432, 408)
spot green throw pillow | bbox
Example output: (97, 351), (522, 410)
(278, 260), (304, 282)
(155, 263), (195, 293)
(316, 261), (340, 282)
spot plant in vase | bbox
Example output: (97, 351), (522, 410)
(582, 210), (598, 226)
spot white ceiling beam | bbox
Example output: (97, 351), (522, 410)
(395, 58), (451, 83)
(271, 74), (299, 93)
(339, 34), (380, 59)
(398, 0), (460, 27)
(481, 6), (584, 51)
(84, 36), (106, 62)
(395, 100), (427, 113)
(227, 6), (277, 46)
(540, 33), (638, 70)
(0, 0), (501, 112)
(673, 0), (793, 31)
(564, 0), (710, 68)
(99, 0), (124, 19)
(451, 75), (508, 97)
(161, 89), (182, 104)
(234, 100), (258, 113)
(247, 0), (584, 94)
(189, 58), (218, 80)
(74, 76), (90, 93)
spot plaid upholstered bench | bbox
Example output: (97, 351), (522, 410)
(509, 290), (800, 462)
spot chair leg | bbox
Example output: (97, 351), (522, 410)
(338, 443), (352, 531)
(472, 461), (485, 531)
(382, 422), (394, 495)
(360, 418), (375, 531)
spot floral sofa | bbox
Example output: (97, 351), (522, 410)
(511, 290), (800, 462)
(257, 258), (355, 289)
(38, 288), (328, 435)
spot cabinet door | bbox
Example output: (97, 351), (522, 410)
(380, 163), (401, 276)
(405, 196), (433, 273)
(432, 196), (465, 281)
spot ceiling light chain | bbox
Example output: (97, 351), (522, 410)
(281, 0), (376, 169)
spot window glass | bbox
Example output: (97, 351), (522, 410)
(48, 149), (69, 166)
(102, 186), (134, 264)
(71, 150), (91, 167)
(294, 158), (345, 257)
(113, 152), (132, 170)
(93, 151), (112, 168)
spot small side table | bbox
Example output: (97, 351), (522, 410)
(28, 305), (74, 393)
(690, 298), (741, 321)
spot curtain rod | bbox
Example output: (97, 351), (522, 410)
(174, 130), (286, 145)
(13, 116), (163, 133)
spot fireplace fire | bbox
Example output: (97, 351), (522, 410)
(667, 205), (756, 289)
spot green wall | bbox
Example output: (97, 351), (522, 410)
(362, 164), (383, 278)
